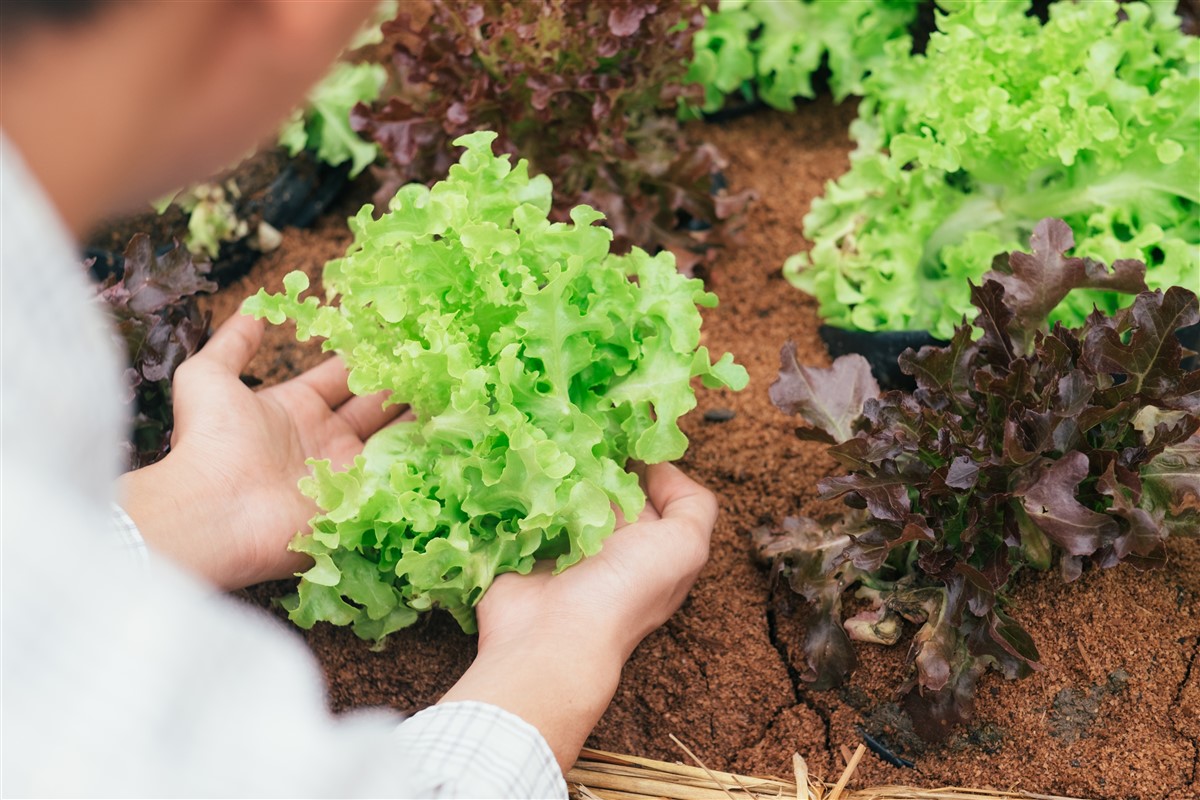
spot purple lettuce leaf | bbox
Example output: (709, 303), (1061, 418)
(983, 218), (1148, 354)
(94, 234), (215, 469)
(765, 218), (1199, 740)
(1018, 451), (1121, 580)
(769, 347), (880, 444)
(1082, 287), (1200, 409)
(1138, 433), (1200, 537)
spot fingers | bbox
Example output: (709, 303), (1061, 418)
(644, 462), (719, 537)
(294, 356), (354, 408)
(613, 503), (648, 527)
(193, 309), (264, 374)
(614, 464), (659, 526)
(337, 392), (409, 440)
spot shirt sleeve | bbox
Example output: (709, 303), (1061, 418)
(393, 702), (566, 799)
(111, 502), (149, 563)
(107, 505), (565, 797)
(2, 467), (568, 799)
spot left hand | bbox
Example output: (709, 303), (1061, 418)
(120, 307), (406, 590)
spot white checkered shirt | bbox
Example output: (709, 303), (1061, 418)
(2, 133), (565, 799)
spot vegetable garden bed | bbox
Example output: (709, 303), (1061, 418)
(201, 100), (1200, 800)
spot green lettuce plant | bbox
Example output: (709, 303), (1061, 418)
(278, 61), (386, 178)
(788, 0), (1200, 339)
(245, 132), (748, 640)
(686, 0), (921, 114)
(175, 182), (248, 260)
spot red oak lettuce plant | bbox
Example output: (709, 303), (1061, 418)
(94, 235), (216, 469)
(765, 219), (1199, 739)
(352, 0), (747, 273)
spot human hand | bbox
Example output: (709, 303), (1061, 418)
(440, 462), (717, 771)
(476, 461), (717, 661)
(120, 307), (405, 590)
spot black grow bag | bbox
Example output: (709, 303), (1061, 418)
(818, 325), (946, 391)
(1180, 321), (1199, 372)
(86, 148), (350, 287)
(821, 320), (1200, 392)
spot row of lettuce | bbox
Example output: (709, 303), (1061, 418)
(85, 0), (1200, 748)
(123, 0), (1199, 320)
(235, 143), (1200, 740)
(254, 0), (1196, 740)
(175, 0), (1198, 334)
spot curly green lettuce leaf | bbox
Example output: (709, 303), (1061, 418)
(245, 131), (747, 639)
(279, 61), (386, 177)
(788, 0), (1200, 338)
(686, 0), (921, 114)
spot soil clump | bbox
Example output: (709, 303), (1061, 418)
(207, 99), (1200, 799)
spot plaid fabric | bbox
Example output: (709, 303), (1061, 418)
(394, 702), (566, 799)
(111, 503), (149, 564)
(107, 505), (565, 797)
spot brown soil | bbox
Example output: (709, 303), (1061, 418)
(89, 147), (346, 286)
(87, 149), (288, 253)
(204, 99), (1200, 800)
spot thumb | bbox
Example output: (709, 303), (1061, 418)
(646, 462), (718, 535)
(194, 306), (265, 375)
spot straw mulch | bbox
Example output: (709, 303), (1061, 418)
(567, 739), (1090, 800)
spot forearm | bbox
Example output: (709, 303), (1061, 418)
(441, 634), (624, 773)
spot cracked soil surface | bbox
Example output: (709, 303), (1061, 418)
(207, 100), (1200, 799)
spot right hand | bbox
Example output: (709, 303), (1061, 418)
(440, 462), (718, 772)
(475, 461), (717, 662)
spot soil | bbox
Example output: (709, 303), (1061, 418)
(88, 147), (348, 286)
(201, 99), (1200, 800)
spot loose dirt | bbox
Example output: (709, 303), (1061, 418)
(204, 99), (1200, 800)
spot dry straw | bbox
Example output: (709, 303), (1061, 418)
(566, 741), (1089, 800)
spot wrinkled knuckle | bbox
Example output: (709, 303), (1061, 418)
(697, 486), (719, 522)
(687, 531), (711, 572)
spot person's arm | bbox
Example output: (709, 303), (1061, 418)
(6, 466), (568, 798)
(119, 309), (718, 781)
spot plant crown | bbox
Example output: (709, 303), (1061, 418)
(245, 132), (748, 639)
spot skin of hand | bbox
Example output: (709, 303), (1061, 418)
(441, 461), (718, 773)
(120, 309), (406, 590)
(125, 306), (719, 776)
